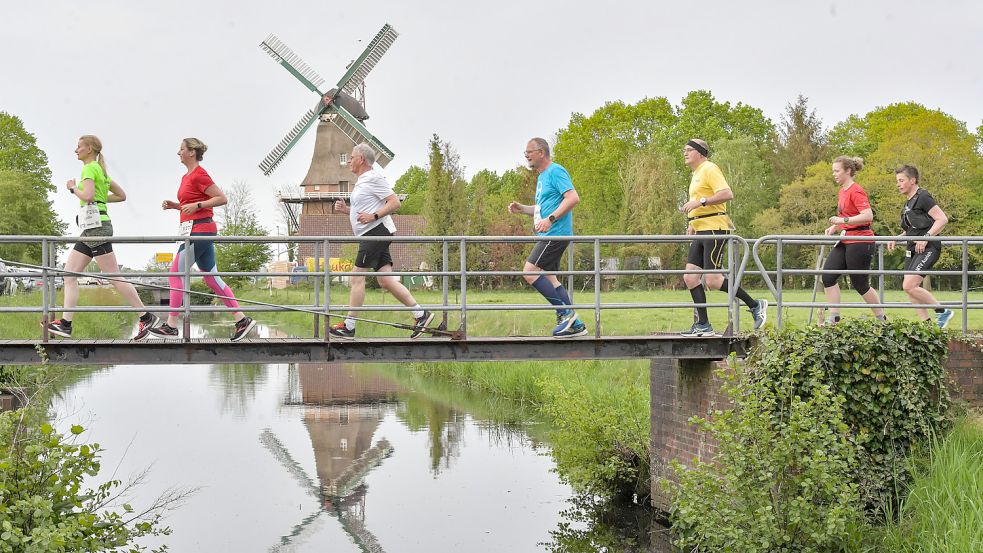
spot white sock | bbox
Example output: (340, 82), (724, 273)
(411, 305), (424, 319)
(344, 317), (356, 330)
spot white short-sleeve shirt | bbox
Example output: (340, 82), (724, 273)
(349, 169), (398, 236)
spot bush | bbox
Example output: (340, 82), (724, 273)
(671, 360), (864, 552)
(0, 413), (178, 552)
(747, 319), (952, 513)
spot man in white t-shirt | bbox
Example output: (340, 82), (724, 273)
(330, 143), (434, 339)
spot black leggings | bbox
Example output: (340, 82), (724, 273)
(822, 242), (873, 295)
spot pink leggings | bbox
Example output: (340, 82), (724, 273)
(169, 236), (240, 318)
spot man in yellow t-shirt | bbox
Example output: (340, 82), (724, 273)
(678, 139), (767, 336)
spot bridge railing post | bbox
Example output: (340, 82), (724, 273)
(182, 237), (192, 343)
(727, 235), (737, 334)
(442, 241), (449, 330)
(313, 241), (321, 338)
(460, 238), (467, 339)
(776, 238), (784, 329)
(877, 243), (885, 305)
(324, 238), (331, 343)
(594, 238), (601, 338)
(40, 238), (49, 342)
(962, 239), (969, 333)
(567, 240), (575, 305)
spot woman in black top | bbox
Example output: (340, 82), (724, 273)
(886, 165), (953, 328)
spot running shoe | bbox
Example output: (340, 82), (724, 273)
(680, 322), (715, 337)
(750, 299), (768, 330)
(553, 319), (588, 339)
(553, 309), (577, 334)
(147, 323), (180, 340)
(133, 313), (163, 341)
(936, 309), (954, 329)
(329, 321), (355, 339)
(45, 319), (72, 338)
(410, 311), (435, 339)
(231, 317), (257, 342)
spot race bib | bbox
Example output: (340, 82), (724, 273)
(533, 205), (542, 229)
(78, 203), (101, 230)
(179, 220), (193, 236)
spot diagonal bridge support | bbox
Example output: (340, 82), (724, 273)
(2, 335), (750, 365)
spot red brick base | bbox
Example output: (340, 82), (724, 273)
(649, 338), (983, 511)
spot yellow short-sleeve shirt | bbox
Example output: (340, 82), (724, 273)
(688, 160), (730, 231)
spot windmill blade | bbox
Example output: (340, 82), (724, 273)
(328, 105), (395, 167)
(260, 34), (327, 95)
(259, 105), (324, 175)
(259, 429), (319, 495)
(334, 24), (399, 97)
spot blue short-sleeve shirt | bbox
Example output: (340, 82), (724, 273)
(535, 162), (575, 236)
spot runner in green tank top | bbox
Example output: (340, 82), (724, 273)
(45, 135), (163, 340)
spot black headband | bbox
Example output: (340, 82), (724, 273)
(686, 140), (708, 157)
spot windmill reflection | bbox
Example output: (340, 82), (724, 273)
(262, 363), (402, 552)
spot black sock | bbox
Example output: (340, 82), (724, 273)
(139, 312), (154, 323)
(934, 308), (945, 314)
(689, 286), (709, 324)
(718, 280), (757, 309)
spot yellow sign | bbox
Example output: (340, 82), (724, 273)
(155, 252), (174, 263)
(305, 257), (353, 272)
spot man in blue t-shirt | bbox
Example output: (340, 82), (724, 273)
(508, 137), (587, 338)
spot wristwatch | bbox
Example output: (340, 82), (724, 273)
(197, 202), (202, 209)
(548, 214), (556, 223)
(373, 212), (379, 221)
(699, 197), (707, 207)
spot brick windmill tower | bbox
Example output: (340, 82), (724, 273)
(258, 24), (424, 271)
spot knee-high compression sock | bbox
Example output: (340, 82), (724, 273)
(718, 279), (757, 309)
(531, 275), (567, 314)
(554, 284), (572, 306)
(689, 285), (709, 324)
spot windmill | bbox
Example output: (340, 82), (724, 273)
(258, 24), (398, 176)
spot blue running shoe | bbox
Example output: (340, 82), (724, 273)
(680, 322), (715, 337)
(553, 309), (577, 334)
(554, 319), (588, 339)
(936, 309), (954, 329)
(749, 299), (768, 330)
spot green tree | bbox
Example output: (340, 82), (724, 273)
(827, 102), (938, 159)
(0, 112), (53, 192)
(0, 170), (65, 263)
(712, 137), (775, 234)
(771, 95), (827, 186)
(216, 181), (272, 288)
(422, 135), (468, 268)
(394, 165), (427, 215)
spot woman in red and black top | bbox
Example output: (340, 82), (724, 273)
(147, 138), (256, 342)
(821, 156), (886, 324)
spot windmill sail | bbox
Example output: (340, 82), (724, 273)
(259, 106), (323, 175)
(328, 105), (395, 167)
(260, 34), (327, 94)
(334, 24), (399, 97)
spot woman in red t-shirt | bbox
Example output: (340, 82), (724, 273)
(820, 156), (886, 324)
(147, 138), (256, 342)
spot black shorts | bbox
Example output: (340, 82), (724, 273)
(526, 239), (569, 272)
(73, 221), (114, 257)
(355, 224), (394, 270)
(687, 230), (730, 269)
(903, 246), (941, 275)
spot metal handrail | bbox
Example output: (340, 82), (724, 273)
(1, 233), (752, 342)
(751, 234), (982, 331)
(3, 232), (979, 339)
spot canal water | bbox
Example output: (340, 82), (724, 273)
(49, 320), (666, 552)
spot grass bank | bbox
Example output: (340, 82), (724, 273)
(0, 288), (137, 340)
(871, 414), (983, 552)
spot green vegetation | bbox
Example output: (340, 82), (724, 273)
(671, 320), (955, 551)
(0, 288), (137, 340)
(875, 415), (983, 552)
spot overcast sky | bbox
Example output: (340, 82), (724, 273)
(2, 0), (980, 267)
